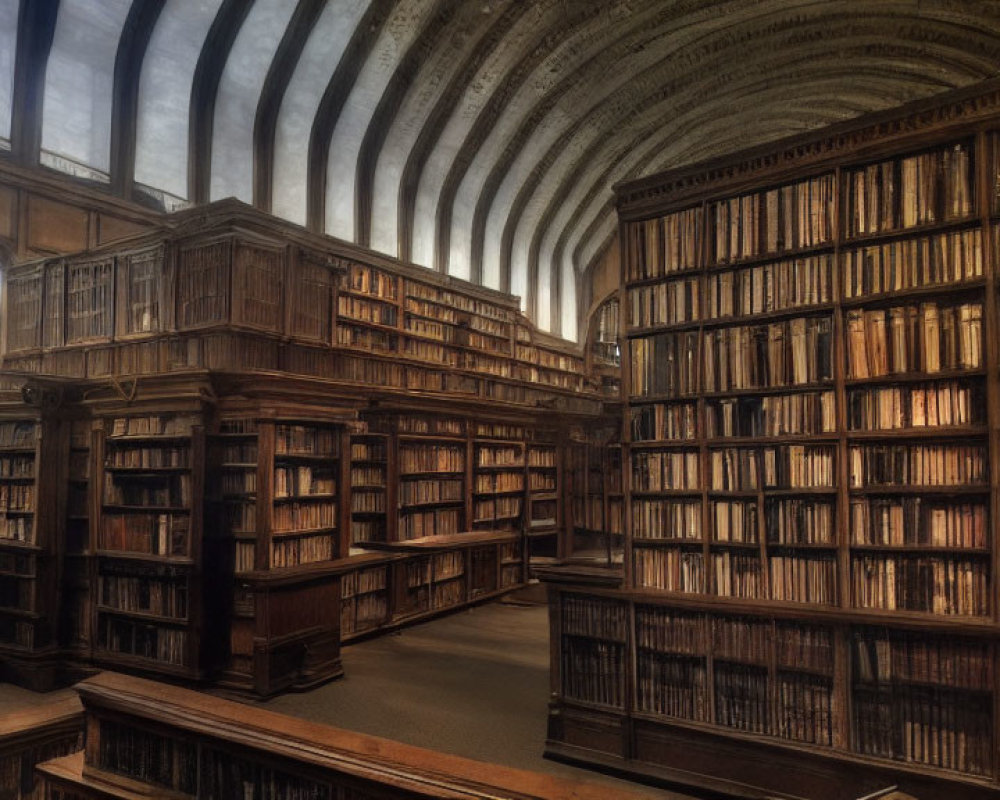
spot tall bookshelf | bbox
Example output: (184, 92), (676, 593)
(543, 86), (1000, 799)
(93, 410), (204, 678)
(348, 432), (390, 551)
(472, 423), (526, 533)
(526, 437), (560, 563)
(212, 410), (346, 695)
(396, 414), (467, 541)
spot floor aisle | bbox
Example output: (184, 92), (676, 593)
(260, 599), (695, 799)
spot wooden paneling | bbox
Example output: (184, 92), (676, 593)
(26, 196), (89, 254)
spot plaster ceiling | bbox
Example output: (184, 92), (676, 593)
(4, 0), (1000, 340)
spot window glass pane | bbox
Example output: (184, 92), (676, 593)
(134, 0), (223, 200)
(40, 0), (132, 178)
(0, 0), (19, 147)
(272, 0), (368, 226)
(210, 0), (296, 203)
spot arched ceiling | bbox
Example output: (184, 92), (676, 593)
(4, 0), (1000, 340)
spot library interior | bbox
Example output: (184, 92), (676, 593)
(2, 2), (1000, 799)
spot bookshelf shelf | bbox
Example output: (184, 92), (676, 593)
(542, 88), (1000, 800)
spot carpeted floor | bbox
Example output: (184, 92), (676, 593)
(258, 599), (695, 799)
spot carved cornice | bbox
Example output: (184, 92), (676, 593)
(616, 77), (1000, 218)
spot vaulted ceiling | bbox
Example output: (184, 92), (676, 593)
(3, 0), (1000, 340)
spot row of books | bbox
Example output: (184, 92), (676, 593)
(629, 331), (698, 397)
(528, 473), (556, 491)
(433, 580), (465, 609)
(634, 547), (703, 592)
(709, 445), (835, 491)
(0, 483), (33, 511)
(350, 491), (385, 513)
(776, 674), (834, 745)
(628, 276), (699, 327)
(275, 425), (338, 457)
(561, 594), (628, 640)
(105, 445), (189, 469)
(632, 499), (702, 540)
(341, 566), (387, 597)
(708, 254), (832, 319)
(270, 533), (333, 568)
(766, 499), (834, 545)
(637, 654), (707, 720)
(345, 263), (397, 298)
(635, 607), (700, 653)
(97, 616), (188, 666)
(337, 295), (398, 326)
(337, 322), (396, 354)
(399, 507), (461, 539)
(350, 519), (385, 544)
(851, 556), (988, 616)
(272, 501), (336, 533)
(706, 392), (835, 438)
(433, 551), (464, 580)
(342, 593), (388, 634)
(475, 472), (523, 493)
(848, 443), (987, 487)
(99, 513), (188, 558)
(0, 456), (33, 478)
(630, 402), (697, 442)
(709, 175), (835, 263)
(561, 637), (625, 707)
(527, 448), (557, 467)
(221, 442), (256, 463)
(626, 207), (703, 281)
(476, 446), (522, 467)
(849, 498), (987, 548)
(399, 477), (463, 505)
(703, 316), (833, 392)
(201, 747), (327, 799)
(350, 440), (386, 461)
(473, 496), (522, 522)
(478, 422), (527, 439)
(108, 416), (195, 438)
(350, 465), (384, 486)
(853, 633), (992, 690)
(103, 475), (189, 508)
(845, 302), (982, 378)
(0, 516), (33, 542)
(399, 445), (464, 474)
(95, 719), (196, 792)
(847, 381), (983, 431)
(768, 556), (836, 605)
(406, 280), (513, 324)
(844, 144), (973, 237)
(632, 450), (700, 491)
(225, 500), (256, 534)
(714, 663), (769, 734)
(843, 228), (982, 298)
(397, 415), (464, 436)
(404, 315), (451, 343)
(99, 575), (188, 619)
(274, 466), (336, 498)
(712, 500), (758, 543)
(713, 552), (763, 599)
(853, 684), (990, 774)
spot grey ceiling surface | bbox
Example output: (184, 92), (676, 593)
(6, 0), (1000, 339)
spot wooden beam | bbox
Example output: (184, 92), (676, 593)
(306, 0), (394, 235)
(252, 0), (326, 212)
(188, 0), (254, 205)
(9, 0), (59, 165)
(109, 0), (166, 198)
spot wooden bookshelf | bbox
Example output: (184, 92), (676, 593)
(543, 82), (1000, 799)
(92, 409), (205, 679)
(0, 695), (81, 800)
(36, 672), (648, 800)
(0, 200), (595, 695)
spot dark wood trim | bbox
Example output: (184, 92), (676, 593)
(354, 0), (460, 248)
(395, 2), (526, 264)
(9, 0), (59, 165)
(305, 0), (394, 234)
(188, 0), (253, 205)
(252, 0), (326, 212)
(109, 0), (166, 198)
